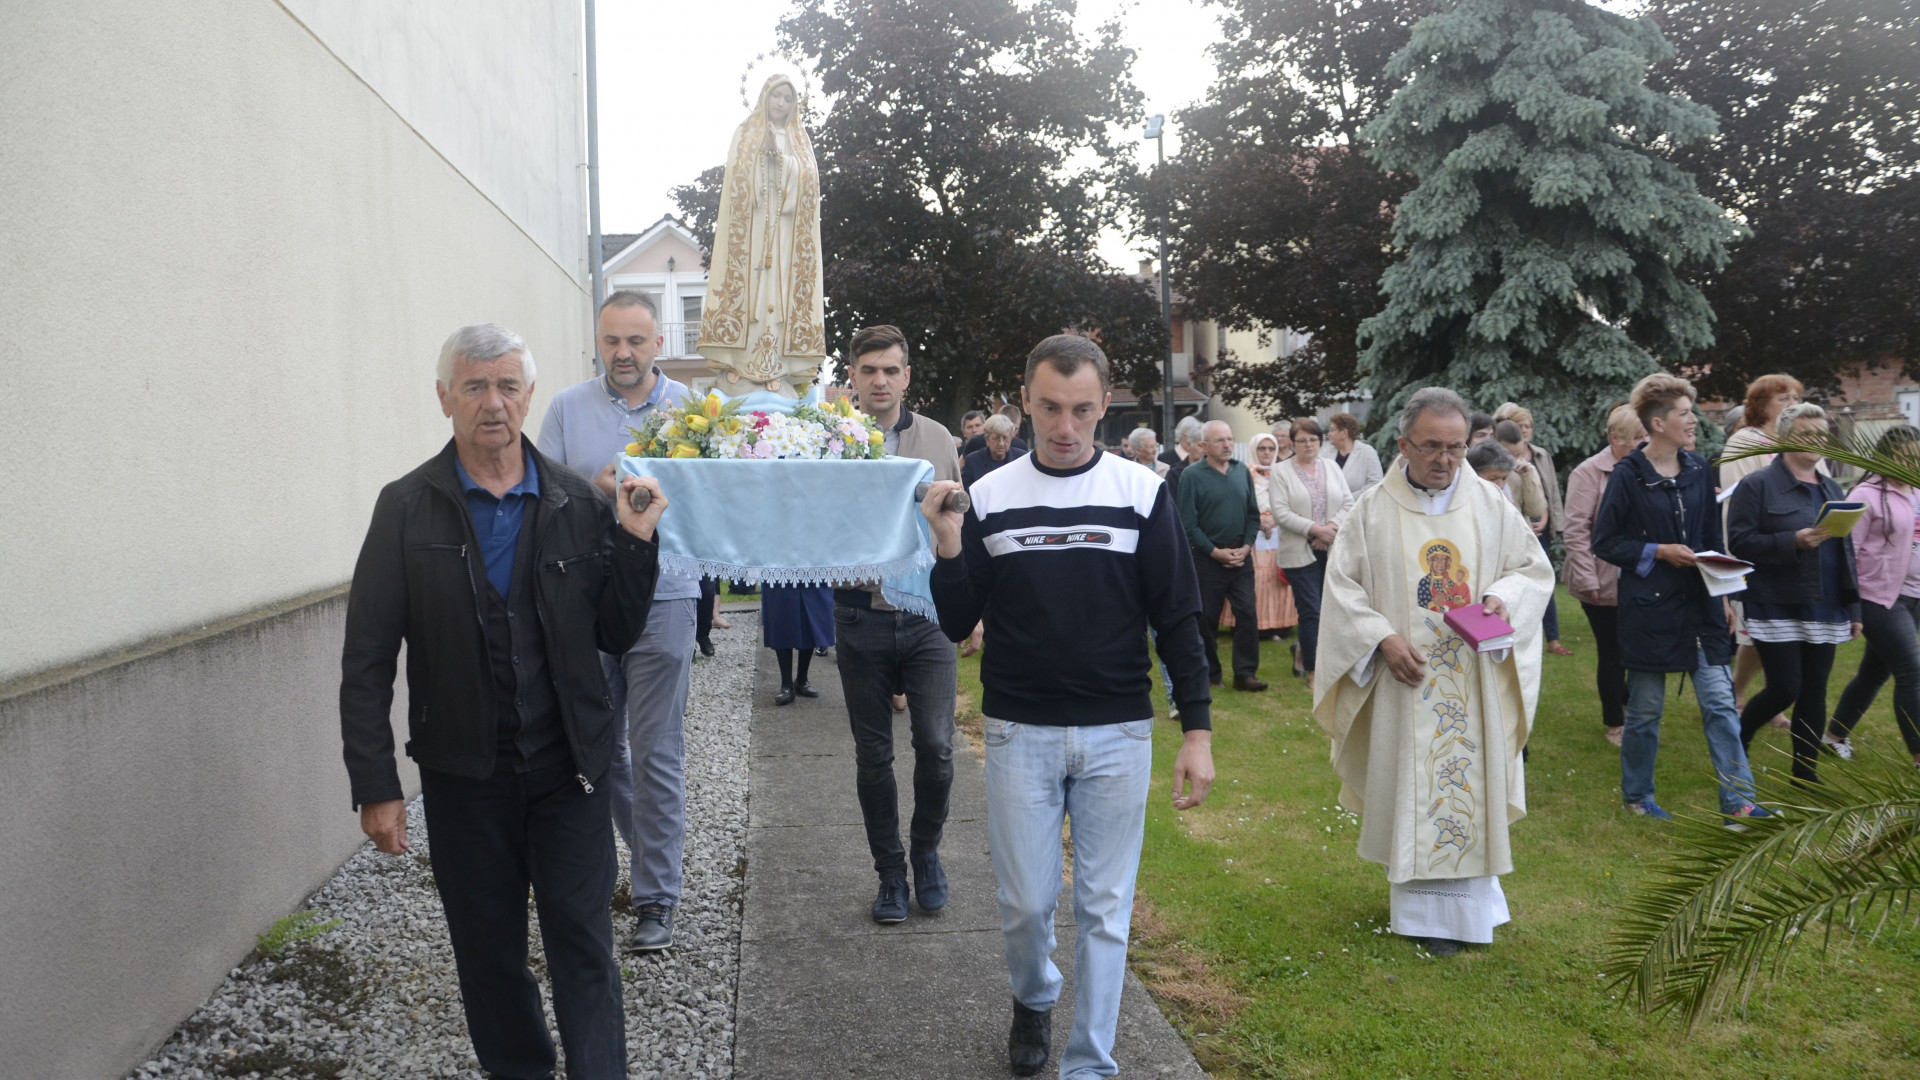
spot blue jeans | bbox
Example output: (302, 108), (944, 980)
(983, 717), (1153, 1080)
(604, 597), (695, 908)
(1622, 650), (1757, 813)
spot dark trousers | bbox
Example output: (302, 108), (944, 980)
(697, 577), (718, 646)
(1288, 551), (1328, 672)
(833, 605), (957, 878)
(1740, 639), (1837, 783)
(1195, 554), (1259, 681)
(420, 762), (624, 1080)
(1540, 533), (1562, 641)
(1832, 596), (1920, 754)
(1580, 601), (1628, 728)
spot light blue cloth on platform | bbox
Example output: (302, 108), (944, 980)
(618, 455), (938, 618)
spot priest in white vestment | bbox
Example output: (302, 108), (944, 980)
(1312, 387), (1554, 955)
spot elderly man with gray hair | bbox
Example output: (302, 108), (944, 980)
(1312, 386), (1554, 957)
(340, 324), (668, 1079)
(1177, 419), (1267, 691)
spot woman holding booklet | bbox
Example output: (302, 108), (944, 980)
(1725, 403), (1861, 784)
(1825, 426), (1920, 768)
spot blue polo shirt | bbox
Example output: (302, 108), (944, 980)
(454, 446), (540, 599)
(538, 369), (701, 602)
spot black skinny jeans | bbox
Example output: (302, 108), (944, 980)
(832, 605), (957, 878)
(1832, 595), (1920, 755)
(1740, 639), (1837, 782)
(1579, 601), (1627, 728)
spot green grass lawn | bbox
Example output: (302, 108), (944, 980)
(955, 588), (1920, 1079)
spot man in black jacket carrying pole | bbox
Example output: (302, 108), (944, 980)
(340, 324), (667, 1080)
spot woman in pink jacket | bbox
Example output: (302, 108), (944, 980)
(1563, 404), (1646, 747)
(1827, 427), (1920, 766)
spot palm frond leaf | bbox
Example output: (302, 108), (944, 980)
(1603, 751), (1920, 1028)
(1717, 427), (1920, 490)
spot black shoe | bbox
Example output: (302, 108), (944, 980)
(775, 685), (796, 706)
(814, 647), (830, 657)
(1008, 999), (1052, 1076)
(698, 638), (715, 658)
(1291, 641), (1305, 678)
(628, 903), (674, 952)
(1234, 675), (1269, 692)
(911, 850), (948, 912)
(1419, 936), (1464, 958)
(872, 876), (910, 923)
(795, 681), (819, 698)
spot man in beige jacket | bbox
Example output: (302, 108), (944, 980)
(1562, 404), (1646, 747)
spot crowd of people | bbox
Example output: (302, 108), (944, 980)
(335, 292), (1919, 1080)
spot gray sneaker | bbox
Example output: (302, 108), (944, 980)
(628, 903), (673, 952)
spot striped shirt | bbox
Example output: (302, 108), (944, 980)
(930, 449), (1213, 731)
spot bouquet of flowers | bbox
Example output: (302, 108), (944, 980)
(625, 392), (887, 461)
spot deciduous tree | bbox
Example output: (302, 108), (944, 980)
(1161, 0), (1432, 423)
(1641, 0), (1920, 403)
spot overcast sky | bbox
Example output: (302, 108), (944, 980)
(594, 0), (1224, 270)
(594, 0), (1643, 269)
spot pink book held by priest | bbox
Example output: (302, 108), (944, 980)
(1443, 604), (1517, 653)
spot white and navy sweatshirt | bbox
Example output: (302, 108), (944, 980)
(930, 449), (1213, 731)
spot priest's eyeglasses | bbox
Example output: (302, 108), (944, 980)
(1406, 441), (1470, 460)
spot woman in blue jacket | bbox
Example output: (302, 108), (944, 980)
(1725, 403), (1861, 784)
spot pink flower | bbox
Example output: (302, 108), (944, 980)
(827, 439), (844, 457)
(752, 440), (774, 459)
(752, 413), (771, 430)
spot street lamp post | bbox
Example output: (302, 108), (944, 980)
(1143, 114), (1174, 445)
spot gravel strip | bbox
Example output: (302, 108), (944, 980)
(129, 614), (760, 1080)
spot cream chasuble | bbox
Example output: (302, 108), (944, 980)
(1313, 463), (1552, 941)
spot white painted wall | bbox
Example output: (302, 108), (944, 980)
(0, 0), (591, 682)
(279, 0), (588, 281)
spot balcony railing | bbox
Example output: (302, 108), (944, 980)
(658, 321), (702, 358)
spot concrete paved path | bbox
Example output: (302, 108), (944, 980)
(732, 642), (1207, 1079)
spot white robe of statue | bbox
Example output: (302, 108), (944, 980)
(699, 74), (827, 396)
(1312, 461), (1553, 942)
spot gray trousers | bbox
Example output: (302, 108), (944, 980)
(603, 596), (696, 908)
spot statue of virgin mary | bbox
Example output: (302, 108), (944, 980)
(698, 74), (827, 397)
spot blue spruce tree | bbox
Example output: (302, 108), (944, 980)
(1357, 0), (1745, 452)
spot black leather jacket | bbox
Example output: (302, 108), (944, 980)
(339, 439), (659, 807)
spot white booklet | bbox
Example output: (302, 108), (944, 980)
(1693, 550), (1753, 597)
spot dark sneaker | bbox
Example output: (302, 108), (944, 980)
(628, 903), (673, 952)
(911, 850), (948, 913)
(1008, 999), (1052, 1076)
(871, 877), (910, 924)
(1420, 936), (1464, 957)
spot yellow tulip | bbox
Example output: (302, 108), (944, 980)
(704, 393), (723, 419)
(868, 428), (885, 444)
(624, 441), (642, 456)
(684, 414), (710, 432)
(670, 443), (701, 459)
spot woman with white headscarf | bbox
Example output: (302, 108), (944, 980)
(1222, 431), (1300, 651)
(699, 74), (828, 396)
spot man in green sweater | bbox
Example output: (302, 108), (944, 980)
(1177, 420), (1267, 691)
